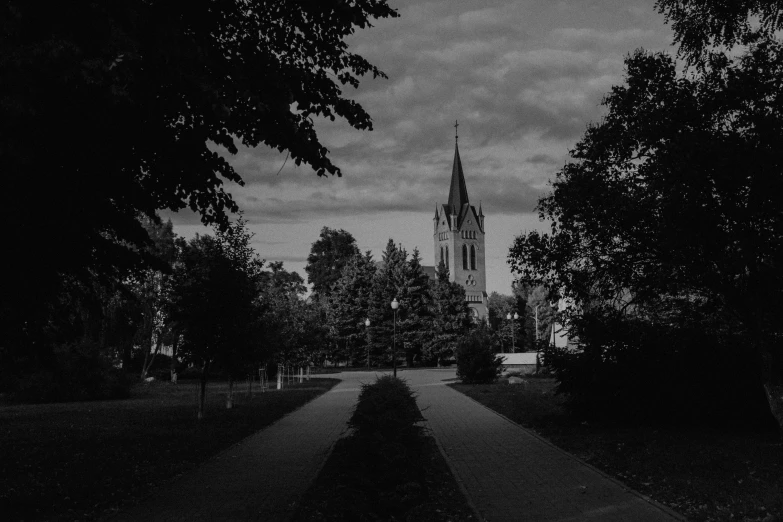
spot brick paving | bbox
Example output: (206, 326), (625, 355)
(403, 369), (684, 522)
(111, 369), (684, 522)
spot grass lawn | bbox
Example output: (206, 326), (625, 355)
(0, 377), (338, 522)
(451, 377), (783, 522)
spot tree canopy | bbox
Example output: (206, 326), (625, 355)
(509, 44), (783, 428)
(656, 0), (783, 62)
(306, 227), (361, 297)
(1, 0), (397, 349)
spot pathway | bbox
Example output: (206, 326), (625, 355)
(111, 369), (683, 522)
(404, 370), (684, 522)
(111, 375), (370, 522)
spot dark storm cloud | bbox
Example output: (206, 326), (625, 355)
(179, 1), (674, 229)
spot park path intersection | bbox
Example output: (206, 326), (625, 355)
(112, 369), (683, 522)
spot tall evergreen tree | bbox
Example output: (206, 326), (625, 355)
(398, 248), (431, 366)
(367, 239), (406, 366)
(422, 262), (471, 365)
(327, 251), (377, 365)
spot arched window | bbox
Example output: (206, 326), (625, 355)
(440, 246), (444, 265)
(445, 246), (449, 269)
(462, 244), (468, 270)
(470, 245), (476, 270)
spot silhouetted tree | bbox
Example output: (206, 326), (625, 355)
(656, 0), (783, 62)
(510, 46), (783, 429)
(306, 227), (361, 298)
(1, 0), (398, 368)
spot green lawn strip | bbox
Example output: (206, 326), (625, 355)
(293, 433), (476, 522)
(0, 377), (338, 522)
(451, 378), (783, 522)
(294, 375), (476, 521)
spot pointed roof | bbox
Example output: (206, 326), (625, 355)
(447, 141), (469, 213)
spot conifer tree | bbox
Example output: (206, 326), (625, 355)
(398, 248), (431, 366)
(367, 239), (406, 366)
(327, 251), (377, 365)
(423, 261), (472, 366)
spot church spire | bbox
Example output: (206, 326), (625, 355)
(447, 126), (469, 214)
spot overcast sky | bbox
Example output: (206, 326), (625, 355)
(167, 0), (677, 295)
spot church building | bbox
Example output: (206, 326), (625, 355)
(430, 126), (488, 321)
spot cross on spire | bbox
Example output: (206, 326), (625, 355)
(454, 119), (459, 141)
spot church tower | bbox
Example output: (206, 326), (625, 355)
(433, 124), (487, 321)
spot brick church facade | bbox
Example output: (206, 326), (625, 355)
(425, 130), (488, 321)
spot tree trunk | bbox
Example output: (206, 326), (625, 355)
(226, 377), (234, 409)
(198, 361), (209, 420)
(170, 336), (178, 384)
(140, 336), (162, 380)
(760, 349), (783, 434)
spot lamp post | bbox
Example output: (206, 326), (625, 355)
(391, 298), (399, 377)
(506, 312), (519, 352)
(365, 318), (371, 370)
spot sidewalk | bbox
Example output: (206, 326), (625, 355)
(109, 369), (684, 522)
(410, 374), (684, 522)
(110, 377), (364, 522)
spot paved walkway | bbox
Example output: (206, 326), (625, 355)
(112, 369), (683, 522)
(404, 370), (684, 522)
(112, 377), (366, 521)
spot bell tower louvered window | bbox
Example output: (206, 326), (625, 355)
(470, 245), (476, 270)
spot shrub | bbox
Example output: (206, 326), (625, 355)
(456, 330), (503, 384)
(349, 375), (424, 442)
(14, 342), (130, 403)
(545, 307), (775, 426)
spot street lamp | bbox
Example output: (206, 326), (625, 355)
(391, 298), (399, 377)
(365, 318), (371, 370)
(506, 312), (519, 352)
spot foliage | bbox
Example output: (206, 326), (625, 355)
(1, 0), (398, 370)
(129, 217), (178, 379)
(349, 375), (424, 442)
(169, 218), (267, 416)
(12, 341), (130, 403)
(509, 45), (783, 429)
(542, 301), (773, 424)
(171, 220), (264, 377)
(397, 248), (432, 366)
(656, 0), (783, 62)
(367, 239), (408, 365)
(455, 330), (502, 384)
(261, 261), (325, 366)
(421, 262), (472, 365)
(305, 227), (360, 298)
(326, 251), (377, 366)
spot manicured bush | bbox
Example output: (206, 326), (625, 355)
(349, 375), (423, 442)
(455, 330), (503, 384)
